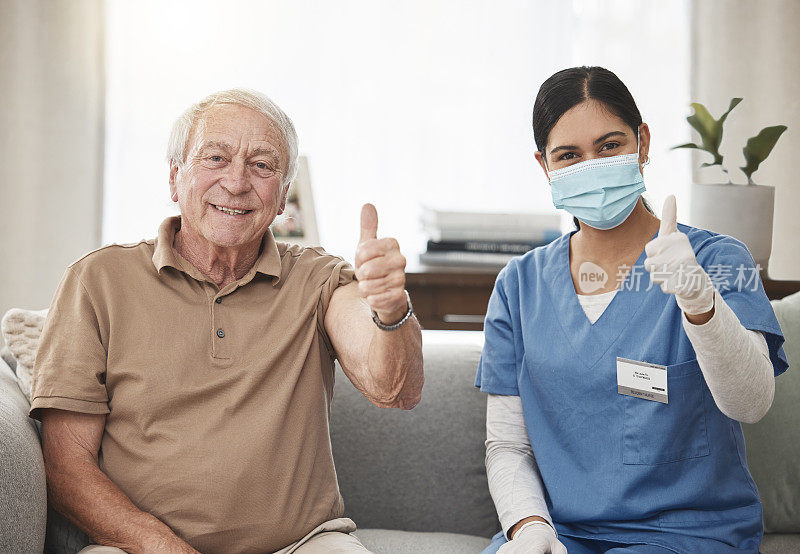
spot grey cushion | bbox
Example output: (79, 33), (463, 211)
(0, 357), (46, 554)
(355, 529), (491, 554)
(0, 352), (90, 554)
(760, 533), (800, 554)
(331, 336), (500, 539)
(743, 291), (800, 533)
(1, 346), (17, 373)
(43, 507), (90, 554)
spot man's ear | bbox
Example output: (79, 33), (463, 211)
(169, 163), (179, 202)
(277, 181), (290, 215)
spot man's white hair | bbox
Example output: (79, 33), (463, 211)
(166, 88), (299, 188)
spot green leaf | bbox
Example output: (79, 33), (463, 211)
(740, 125), (788, 182)
(682, 98), (743, 167)
(671, 142), (701, 150)
(672, 142), (719, 165)
(718, 98), (743, 129)
(687, 103), (719, 152)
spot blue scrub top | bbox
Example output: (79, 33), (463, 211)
(475, 224), (788, 553)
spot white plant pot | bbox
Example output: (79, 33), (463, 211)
(689, 183), (774, 270)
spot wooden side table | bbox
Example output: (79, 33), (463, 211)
(405, 265), (496, 330)
(406, 264), (800, 331)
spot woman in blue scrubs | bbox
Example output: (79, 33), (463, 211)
(476, 66), (788, 553)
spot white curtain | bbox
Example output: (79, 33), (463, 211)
(103, 0), (690, 263)
(0, 0), (105, 326)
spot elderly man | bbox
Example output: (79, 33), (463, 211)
(29, 89), (423, 553)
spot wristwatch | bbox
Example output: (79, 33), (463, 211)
(371, 290), (414, 331)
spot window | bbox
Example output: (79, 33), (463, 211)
(104, 0), (690, 262)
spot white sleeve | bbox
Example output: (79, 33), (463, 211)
(682, 291), (774, 424)
(485, 393), (554, 539)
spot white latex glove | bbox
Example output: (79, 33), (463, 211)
(497, 522), (567, 554)
(644, 195), (715, 315)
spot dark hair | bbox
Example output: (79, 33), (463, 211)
(533, 66), (642, 153)
(532, 66), (651, 227)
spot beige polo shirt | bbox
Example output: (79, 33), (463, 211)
(30, 216), (355, 553)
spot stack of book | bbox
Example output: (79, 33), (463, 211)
(419, 208), (562, 268)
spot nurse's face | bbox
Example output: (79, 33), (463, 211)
(535, 99), (650, 177)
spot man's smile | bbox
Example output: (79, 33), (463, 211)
(211, 203), (253, 216)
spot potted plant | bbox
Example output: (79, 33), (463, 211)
(673, 98), (787, 269)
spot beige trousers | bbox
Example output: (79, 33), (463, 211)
(77, 517), (371, 554)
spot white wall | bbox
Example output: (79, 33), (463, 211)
(692, 0), (800, 279)
(0, 0), (105, 333)
(103, 0), (690, 264)
(568, 0), (692, 223)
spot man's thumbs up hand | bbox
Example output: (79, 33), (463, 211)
(354, 203), (408, 325)
(360, 203), (379, 244)
(644, 195), (715, 316)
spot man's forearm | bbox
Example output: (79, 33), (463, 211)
(46, 458), (196, 553)
(366, 314), (423, 409)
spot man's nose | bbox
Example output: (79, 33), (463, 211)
(220, 159), (251, 194)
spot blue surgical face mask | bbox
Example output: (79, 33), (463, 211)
(545, 144), (646, 230)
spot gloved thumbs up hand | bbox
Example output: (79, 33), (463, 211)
(354, 203), (408, 325)
(644, 195), (715, 316)
(659, 193), (679, 236)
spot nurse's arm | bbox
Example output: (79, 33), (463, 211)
(684, 305), (714, 325)
(682, 292), (775, 424)
(485, 394), (556, 538)
(508, 516), (551, 539)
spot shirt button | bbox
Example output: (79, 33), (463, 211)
(216, 329), (225, 338)
(215, 298), (222, 304)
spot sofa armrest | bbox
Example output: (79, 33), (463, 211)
(0, 358), (46, 553)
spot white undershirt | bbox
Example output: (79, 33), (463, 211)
(485, 290), (775, 538)
(576, 289), (618, 324)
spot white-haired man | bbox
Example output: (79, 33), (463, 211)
(29, 89), (423, 554)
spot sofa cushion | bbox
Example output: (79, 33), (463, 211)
(743, 291), (800, 533)
(331, 331), (500, 539)
(354, 528), (491, 554)
(1, 308), (48, 401)
(1, 346), (17, 373)
(760, 533), (800, 554)
(0, 357), (46, 553)
(43, 507), (90, 554)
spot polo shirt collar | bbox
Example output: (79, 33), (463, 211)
(152, 216), (282, 282)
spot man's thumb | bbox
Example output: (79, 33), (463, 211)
(659, 195), (678, 236)
(360, 203), (378, 242)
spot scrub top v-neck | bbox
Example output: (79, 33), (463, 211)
(551, 229), (655, 368)
(476, 225), (788, 553)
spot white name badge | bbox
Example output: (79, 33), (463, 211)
(616, 357), (668, 404)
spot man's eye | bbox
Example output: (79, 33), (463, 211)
(253, 162), (275, 175)
(203, 155), (226, 165)
(600, 142), (619, 151)
(558, 152), (578, 161)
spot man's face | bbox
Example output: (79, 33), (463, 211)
(169, 103), (289, 250)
